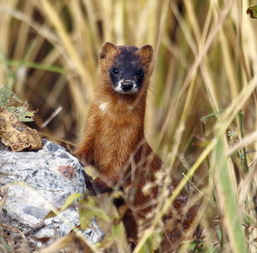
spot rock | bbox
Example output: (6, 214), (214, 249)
(0, 139), (104, 249)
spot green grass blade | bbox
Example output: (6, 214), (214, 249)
(214, 138), (248, 253)
(1, 59), (64, 74)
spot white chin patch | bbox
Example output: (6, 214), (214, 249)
(114, 87), (138, 94)
(114, 80), (138, 94)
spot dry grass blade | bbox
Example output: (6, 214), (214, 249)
(37, 0), (92, 86)
(228, 130), (257, 156)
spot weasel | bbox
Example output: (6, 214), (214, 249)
(75, 42), (162, 245)
(75, 42), (198, 250)
(75, 42), (161, 200)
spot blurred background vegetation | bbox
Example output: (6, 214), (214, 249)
(0, 0), (256, 252)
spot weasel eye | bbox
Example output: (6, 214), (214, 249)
(135, 68), (143, 75)
(112, 68), (119, 74)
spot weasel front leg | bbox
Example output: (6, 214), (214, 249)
(74, 106), (114, 193)
(74, 106), (97, 165)
(74, 137), (94, 166)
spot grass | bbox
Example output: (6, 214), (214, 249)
(0, 0), (256, 252)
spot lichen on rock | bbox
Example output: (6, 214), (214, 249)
(0, 139), (104, 250)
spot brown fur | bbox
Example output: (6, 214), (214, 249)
(75, 42), (161, 195)
(75, 42), (199, 250)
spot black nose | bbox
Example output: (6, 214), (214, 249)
(121, 80), (134, 91)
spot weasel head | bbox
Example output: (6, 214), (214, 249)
(99, 42), (154, 95)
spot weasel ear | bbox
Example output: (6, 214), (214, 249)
(99, 42), (118, 59)
(138, 44), (153, 66)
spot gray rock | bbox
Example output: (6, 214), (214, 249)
(0, 139), (104, 248)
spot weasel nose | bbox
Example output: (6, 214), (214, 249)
(121, 80), (134, 91)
